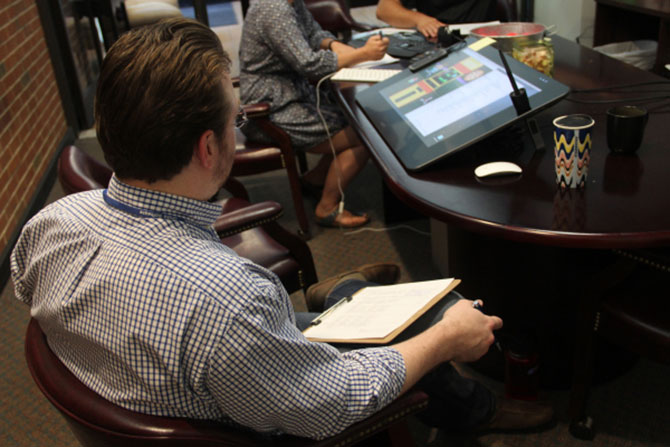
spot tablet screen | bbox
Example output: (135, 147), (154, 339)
(356, 38), (569, 171)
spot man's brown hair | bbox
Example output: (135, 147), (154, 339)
(95, 18), (231, 182)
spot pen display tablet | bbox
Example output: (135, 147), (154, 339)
(355, 38), (570, 171)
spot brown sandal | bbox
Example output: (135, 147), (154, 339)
(315, 207), (369, 228)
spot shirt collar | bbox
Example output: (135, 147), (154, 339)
(106, 175), (222, 228)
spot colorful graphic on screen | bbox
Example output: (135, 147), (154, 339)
(389, 56), (489, 109)
(379, 48), (541, 146)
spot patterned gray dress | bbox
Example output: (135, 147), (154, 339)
(239, 0), (348, 150)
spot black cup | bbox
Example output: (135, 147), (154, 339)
(606, 105), (648, 153)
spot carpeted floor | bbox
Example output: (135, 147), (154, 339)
(2, 135), (670, 447)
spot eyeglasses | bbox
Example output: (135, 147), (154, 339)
(235, 107), (248, 129)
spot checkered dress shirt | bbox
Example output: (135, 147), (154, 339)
(11, 176), (405, 440)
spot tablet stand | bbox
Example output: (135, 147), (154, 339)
(498, 50), (545, 150)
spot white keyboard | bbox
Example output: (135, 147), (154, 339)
(331, 68), (402, 83)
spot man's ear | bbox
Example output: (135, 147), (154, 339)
(194, 129), (217, 169)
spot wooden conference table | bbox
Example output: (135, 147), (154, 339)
(334, 36), (670, 249)
(333, 34), (670, 425)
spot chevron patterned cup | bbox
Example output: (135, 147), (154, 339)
(553, 114), (594, 189)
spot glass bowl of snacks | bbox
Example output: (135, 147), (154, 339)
(470, 22), (547, 53)
(512, 37), (554, 76)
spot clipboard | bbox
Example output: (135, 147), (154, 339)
(302, 278), (460, 344)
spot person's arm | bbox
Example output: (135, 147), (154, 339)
(376, 0), (446, 40)
(206, 273), (405, 440)
(205, 266), (500, 440)
(392, 299), (503, 394)
(257, 0), (339, 79)
(323, 35), (390, 68)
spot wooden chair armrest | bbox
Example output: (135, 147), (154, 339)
(242, 102), (271, 118)
(262, 219), (318, 289)
(213, 201), (284, 237)
(290, 389), (430, 446)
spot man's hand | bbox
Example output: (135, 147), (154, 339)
(377, 0), (445, 41)
(436, 299), (502, 363)
(393, 298), (502, 394)
(415, 15), (446, 41)
(361, 35), (390, 61)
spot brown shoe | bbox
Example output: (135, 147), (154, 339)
(305, 263), (400, 312)
(480, 398), (554, 432)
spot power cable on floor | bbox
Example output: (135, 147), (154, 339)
(343, 224), (432, 237)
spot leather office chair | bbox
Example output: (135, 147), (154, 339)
(232, 85), (312, 238)
(25, 319), (428, 446)
(568, 249), (670, 440)
(57, 145), (317, 293)
(304, 0), (374, 40)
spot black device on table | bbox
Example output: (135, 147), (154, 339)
(348, 30), (435, 58)
(348, 26), (463, 61)
(407, 27), (465, 71)
(355, 36), (570, 171)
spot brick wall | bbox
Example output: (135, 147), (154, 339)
(0, 0), (68, 256)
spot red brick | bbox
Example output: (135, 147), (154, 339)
(0, 1), (67, 257)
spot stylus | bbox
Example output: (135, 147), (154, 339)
(498, 50), (521, 95)
(498, 49), (544, 150)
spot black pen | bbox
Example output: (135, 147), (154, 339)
(472, 300), (503, 352)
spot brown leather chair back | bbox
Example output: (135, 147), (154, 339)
(55, 145), (318, 293)
(57, 145), (112, 195)
(304, 0), (360, 34)
(24, 318), (265, 447)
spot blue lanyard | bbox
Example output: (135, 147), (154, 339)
(103, 189), (161, 219)
(102, 189), (218, 239)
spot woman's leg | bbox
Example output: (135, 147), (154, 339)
(306, 126), (370, 227)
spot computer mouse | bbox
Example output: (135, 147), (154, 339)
(474, 161), (522, 178)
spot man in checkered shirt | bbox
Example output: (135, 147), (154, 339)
(12, 18), (551, 440)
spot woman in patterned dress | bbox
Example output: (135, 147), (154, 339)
(239, 0), (388, 228)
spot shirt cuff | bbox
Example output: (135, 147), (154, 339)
(343, 346), (406, 405)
